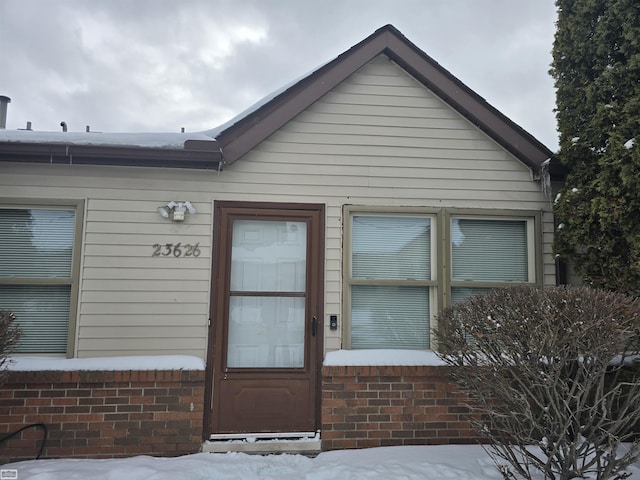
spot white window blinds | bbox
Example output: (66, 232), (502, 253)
(0, 285), (71, 353)
(350, 216), (432, 350)
(352, 285), (430, 349)
(451, 218), (528, 282)
(0, 208), (76, 354)
(352, 216), (431, 281)
(347, 211), (536, 352)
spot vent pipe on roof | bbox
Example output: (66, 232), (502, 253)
(60, 121), (67, 132)
(0, 96), (11, 129)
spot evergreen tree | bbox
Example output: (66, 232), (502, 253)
(551, 0), (640, 294)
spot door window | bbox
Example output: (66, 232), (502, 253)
(227, 220), (307, 368)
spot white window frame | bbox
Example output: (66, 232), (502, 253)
(343, 206), (542, 350)
(0, 199), (84, 357)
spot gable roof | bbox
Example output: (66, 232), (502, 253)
(0, 24), (559, 177)
(208, 24), (557, 177)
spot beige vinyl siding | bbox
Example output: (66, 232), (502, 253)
(0, 54), (554, 359)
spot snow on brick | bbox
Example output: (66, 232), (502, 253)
(323, 349), (446, 366)
(6, 355), (205, 371)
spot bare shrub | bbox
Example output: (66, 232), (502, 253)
(0, 310), (20, 386)
(435, 285), (640, 480)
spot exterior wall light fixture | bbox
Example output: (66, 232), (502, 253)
(158, 201), (196, 222)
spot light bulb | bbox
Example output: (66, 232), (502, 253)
(158, 206), (170, 219)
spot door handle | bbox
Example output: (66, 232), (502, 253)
(311, 316), (318, 337)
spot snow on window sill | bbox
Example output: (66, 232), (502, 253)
(6, 355), (205, 371)
(323, 349), (447, 367)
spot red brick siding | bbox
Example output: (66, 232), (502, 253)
(321, 365), (481, 450)
(0, 369), (205, 463)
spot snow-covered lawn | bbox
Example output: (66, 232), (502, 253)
(4, 445), (640, 480)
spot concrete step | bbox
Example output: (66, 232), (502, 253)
(203, 432), (321, 455)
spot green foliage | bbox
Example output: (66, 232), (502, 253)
(435, 286), (640, 480)
(551, 0), (640, 294)
(0, 310), (20, 386)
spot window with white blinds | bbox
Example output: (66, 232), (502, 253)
(0, 207), (78, 354)
(352, 285), (430, 349)
(352, 216), (431, 281)
(451, 218), (528, 282)
(349, 215), (433, 350)
(346, 209), (537, 351)
(450, 217), (532, 308)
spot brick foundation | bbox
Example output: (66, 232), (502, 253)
(2, 365), (479, 461)
(321, 365), (481, 450)
(0, 369), (205, 463)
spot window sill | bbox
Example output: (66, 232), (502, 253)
(323, 349), (446, 367)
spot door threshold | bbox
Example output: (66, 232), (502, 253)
(209, 431), (318, 441)
(204, 431), (321, 455)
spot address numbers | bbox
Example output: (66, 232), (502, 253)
(152, 242), (201, 257)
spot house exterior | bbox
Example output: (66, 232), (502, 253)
(0, 25), (561, 461)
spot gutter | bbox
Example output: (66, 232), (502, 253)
(0, 140), (223, 170)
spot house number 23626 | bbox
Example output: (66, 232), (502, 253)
(152, 243), (201, 257)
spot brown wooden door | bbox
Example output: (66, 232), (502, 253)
(206, 202), (324, 436)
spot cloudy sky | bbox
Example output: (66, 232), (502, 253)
(0, 0), (559, 150)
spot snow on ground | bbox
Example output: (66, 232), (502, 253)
(0, 445), (505, 480)
(6, 445), (640, 480)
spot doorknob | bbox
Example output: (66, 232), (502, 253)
(311, 316), (318, 337)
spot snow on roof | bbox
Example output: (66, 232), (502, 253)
(0, 58), (328, 148)
(0, 129), (216, 149)
(204, 57), (334, 138)
(324, 349), (446, 366)
(7, 355), (205, 371)
(0, 63), (316, 148)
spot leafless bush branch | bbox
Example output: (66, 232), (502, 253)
(0, 310), (20, 386)
(435, 286), (640, 480)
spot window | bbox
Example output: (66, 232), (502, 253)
(348, 215), (436, 350)
(344, 207), (540, 350)
(450, 216), (535, 304)
(0, 201), (82, 355)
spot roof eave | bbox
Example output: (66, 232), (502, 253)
(0, 141), (222, 170)
(381, 31), (554, 171)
